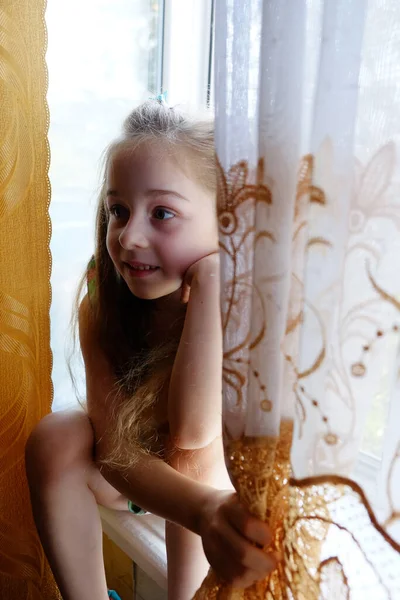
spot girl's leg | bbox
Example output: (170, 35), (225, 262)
(166, 520), (209, 600)
(25, 410), (127, 600)
(166, 437), (234, 599)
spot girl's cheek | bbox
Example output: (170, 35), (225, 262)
(176, 251), (208, 276)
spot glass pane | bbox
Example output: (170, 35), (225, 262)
(47, 0), (164, 411)
(148, 0), (165, 93)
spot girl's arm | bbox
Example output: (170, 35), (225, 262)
(80, 295), (212, 532)
(79, 296), (276, 589)
(168, 253), (223, 449)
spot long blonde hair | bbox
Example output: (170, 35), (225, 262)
(84, 101), (217, 469)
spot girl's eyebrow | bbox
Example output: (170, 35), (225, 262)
(146, 189), (189, 202)
(105, 189), (189, 201)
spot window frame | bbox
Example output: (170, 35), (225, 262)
(161, 0), (214, 109)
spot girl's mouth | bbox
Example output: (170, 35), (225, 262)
(125, 262), (160, 278)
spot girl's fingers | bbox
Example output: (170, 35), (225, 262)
(180, 282), (191, 304)
(225, 501), (272, 548)
(238, 540), (277, 577)
(216, 518), (277, 579)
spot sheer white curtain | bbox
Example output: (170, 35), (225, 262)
(195, 0), (400, 597)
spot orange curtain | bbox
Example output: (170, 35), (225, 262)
(0, 1), (59, 597)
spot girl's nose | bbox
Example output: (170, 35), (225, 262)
(118, 217), (150, 249)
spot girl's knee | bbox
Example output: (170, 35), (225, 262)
(25, 410), (94, 483)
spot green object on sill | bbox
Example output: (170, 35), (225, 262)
(127, 499), (147, 515)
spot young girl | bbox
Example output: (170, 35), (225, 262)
(25, 100), (277, 600)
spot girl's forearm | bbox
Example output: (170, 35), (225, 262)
(168, 272), (222, 449)
(97, 445), (215, 535)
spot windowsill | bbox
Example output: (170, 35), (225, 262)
(99, 507), (167, 591)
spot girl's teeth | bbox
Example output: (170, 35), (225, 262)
(132, 265), (156, 270)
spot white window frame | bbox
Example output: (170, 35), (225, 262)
(162, 0), (213, 110)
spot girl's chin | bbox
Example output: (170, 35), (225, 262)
(127, 281), (182, 301)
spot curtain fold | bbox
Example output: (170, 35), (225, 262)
(0, 1), (59, 598)
(194, 0), (400, 598)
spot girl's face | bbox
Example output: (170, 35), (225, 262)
(105, 143), (218, 300)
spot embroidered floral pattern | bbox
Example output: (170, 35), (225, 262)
(193, 145), (400, 599)
(217, 158), (273, 417)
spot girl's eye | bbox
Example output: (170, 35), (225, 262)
(153, 207), (175, 221)
(109, 204), (128, 219)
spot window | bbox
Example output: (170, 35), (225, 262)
(162, 0), (214, 109)
(48, 0), (213, 411)
(48, 0), (164, 410)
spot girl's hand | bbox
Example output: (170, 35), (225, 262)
(181, 252), (220, 304)
(198, 490), (278, 588)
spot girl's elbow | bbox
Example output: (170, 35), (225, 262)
(172, 435), (204, 451)
(170, 427), (220, 451)
(167, 432), (226, 485)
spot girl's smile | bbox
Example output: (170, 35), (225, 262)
(125, 259), (160, 277)
(124, 262), (160, 278)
